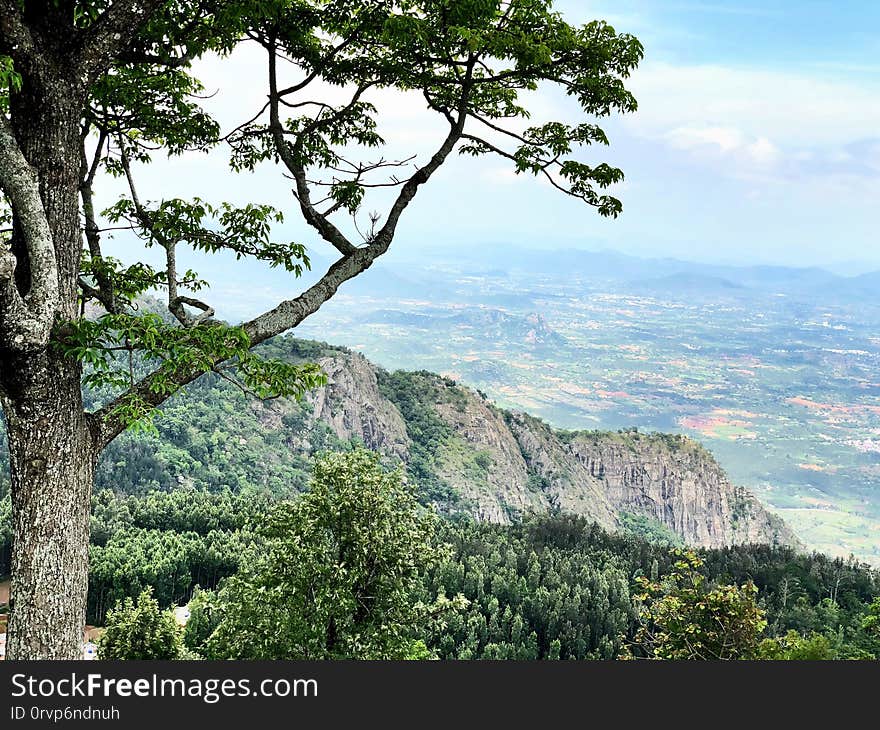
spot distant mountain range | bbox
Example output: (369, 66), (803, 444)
(630, 272), (746, 295)
(164, 241), (880, 325)
(385, 244), (880, 302)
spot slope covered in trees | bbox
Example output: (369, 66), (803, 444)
(0, 335), (796, 554)
(3, 473), (876, 659)
(421, 516), (878, 660)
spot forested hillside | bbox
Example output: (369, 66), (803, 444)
(1, 451), (876, 659)
(422, 516), (879, 659)
(5, 486), (876, 658)
(0, 336), (796, 549)
(5, 336), (868, 659)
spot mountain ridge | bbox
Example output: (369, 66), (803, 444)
(51, 335), (800, 550)
(289, 338), (799, 549)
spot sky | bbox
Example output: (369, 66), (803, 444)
(560, 0), (880, 270)
(99, 0), (880, 277)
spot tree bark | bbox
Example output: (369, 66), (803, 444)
(1, 68), (91, 660)
(1, 352), (94, 659)
(0, 0), (203, 660)
(8, 72), (83, 322)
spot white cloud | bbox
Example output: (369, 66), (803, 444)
(666, 125), (746, 154)
(627, 62), (880, 145)
(746, 137), (781, 165)
(622, 61), (880, 182)
(665, 125), (780, 167)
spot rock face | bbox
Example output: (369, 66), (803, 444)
(559, 427), (793, 548)
(504, 413), (619, 529)
(501, 412), (794, 547)
(306, 351), (410, 460)
(432, 387), (546, 524)
(293, 345), (799, 549)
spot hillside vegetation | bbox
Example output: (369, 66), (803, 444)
(3, 336), (797, 550)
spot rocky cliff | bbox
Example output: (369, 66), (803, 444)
(307, 351), (411, 461)
(291, 340), (798, 549)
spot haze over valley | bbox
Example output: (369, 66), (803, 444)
(269, 245), (880, 564)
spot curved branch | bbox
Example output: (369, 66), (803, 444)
(80, 127), (116, 312)
(90, 245), (380, 448)
(170, 295), (214, 328)
(0, 113), (58, 350)
(91, 53), (478, 448)
(267, 43), (358, 257)
(375, 59), (475, 245)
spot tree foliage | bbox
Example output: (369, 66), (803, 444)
(757, 630), (836, 660)
(99, 588), (182, 660)
(422, 517), (633, 659)
(4, 471), (878, 659)
(87, 489), (258, 624)
(624, 550), (767, 660)
(3, 0), (643, 440)
(196, 449), (450, 659)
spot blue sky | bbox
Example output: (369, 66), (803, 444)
(579, 1), (880, 69)
(102, 1), (880, 279)
(531, 0), (880, 269)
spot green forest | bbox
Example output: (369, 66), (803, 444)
(3, 448), (878, 660)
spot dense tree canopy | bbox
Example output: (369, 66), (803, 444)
(8, 471), (879, 661)
(195, 449), (448, 659)
(624, 550), (767, 660)
(99, 587), (182, 660)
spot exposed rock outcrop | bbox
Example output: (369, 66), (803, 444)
(306, 351), (411, 460)
(289, 344), (799, 549)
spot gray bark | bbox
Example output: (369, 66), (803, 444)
(0, 0), (163, 660)
(1, 353), (94, 660)
(0, 113), (58, 349)
(0, 73), (91, 660)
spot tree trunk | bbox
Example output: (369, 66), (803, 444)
(9, 73), (84, 320)
(1, 352), (94, 659)
(1, 71), (91, 660)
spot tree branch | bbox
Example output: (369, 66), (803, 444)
(90, 244), (375, 447)
(119, 148), (215, 326)
(0, 112), (58, 350)
(90, 52), (478, 447)
(375, 58), (475, 245)
(267, 42), (358, 257)
(80, 127), (116, 312)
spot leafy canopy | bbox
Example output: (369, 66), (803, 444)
(3, 1), (642, 436)
(197, 449), (453, 659)
(624, 550), (768, 661)
(99, 587), (183, 660)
